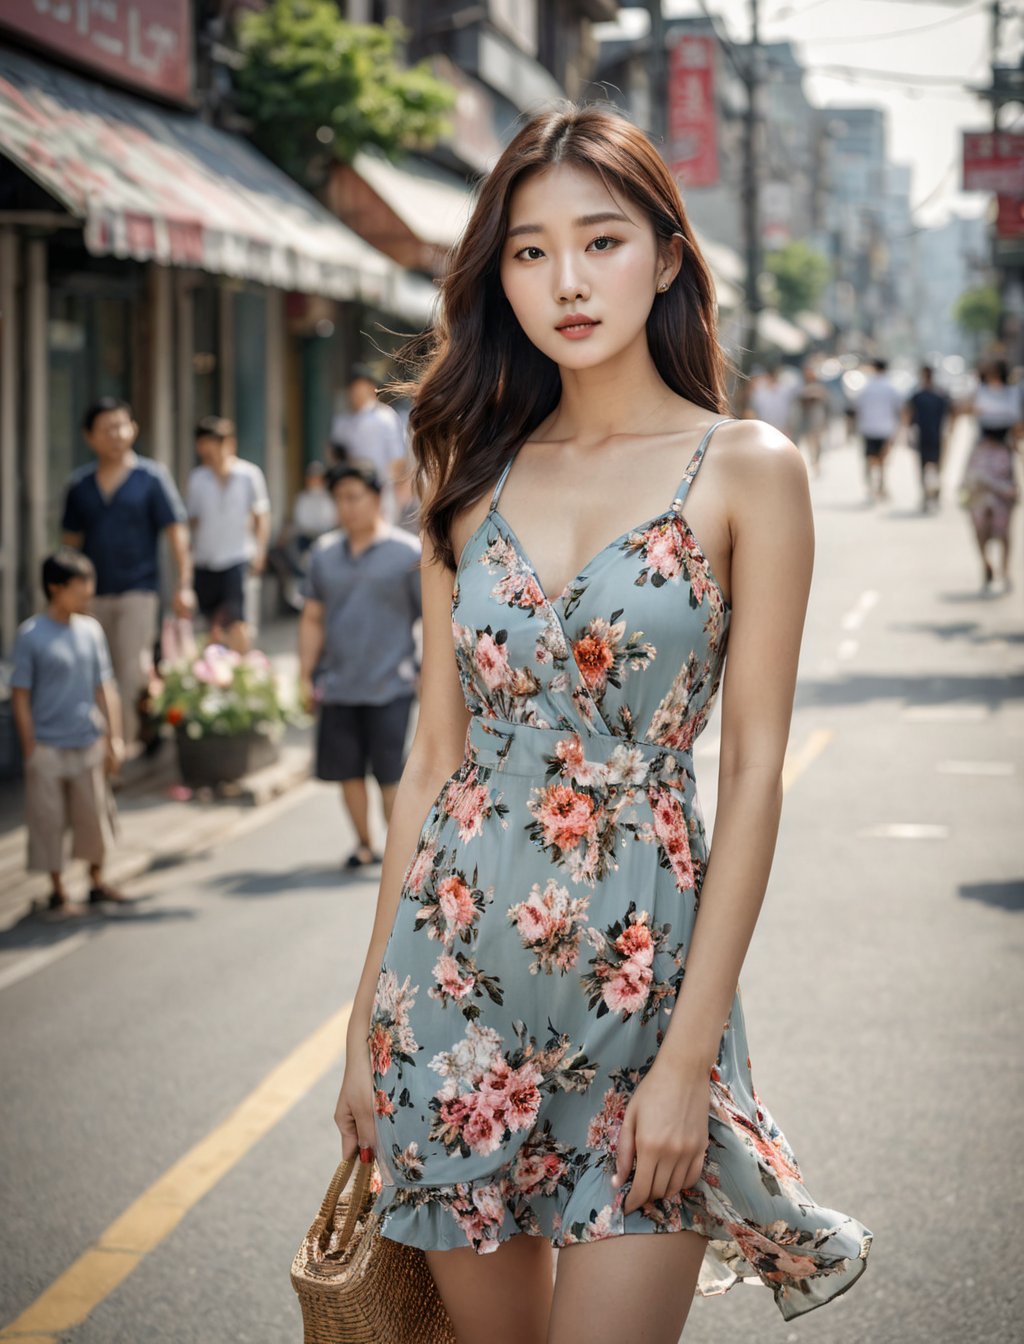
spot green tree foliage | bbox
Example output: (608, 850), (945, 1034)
(953, 285), (1001, 337)
(763, 241), (831, 319)
(234, 0), (455, 184)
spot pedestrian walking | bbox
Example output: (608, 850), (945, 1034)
(905, 365), (951, 512)
(794, 360), (831, 475)
(958, 359), (1020, 591)
(745, 361), (797, 436)
(854, 358), (904, 501)
(60, 398), (193, 747)
(329, 363), (411, 524)
(267, 460), (337, 611)
(331, 104), (870, 1341)
(9, 549), (128, 913)
(298, 463), (422, 868)
(186, 417), (271, 653)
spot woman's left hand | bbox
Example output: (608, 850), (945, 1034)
(611, 1057), (712, 1216)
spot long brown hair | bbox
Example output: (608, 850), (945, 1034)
(407, 103), (730, 571)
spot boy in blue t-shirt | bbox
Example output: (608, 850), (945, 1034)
(10, 549), (128, 913)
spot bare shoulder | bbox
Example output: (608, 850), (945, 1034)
(713, 417), (810, 518)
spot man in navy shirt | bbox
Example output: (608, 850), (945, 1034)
(904, 366), (952, 512)
(61, 398), (194, 745)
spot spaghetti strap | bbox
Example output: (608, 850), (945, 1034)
(489, 447), (521, 511)
(672, 416), (734, 512)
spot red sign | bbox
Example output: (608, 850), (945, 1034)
(962, 131), (1024, 194)
(0, 0), (193, 103)
(996, 194), (1024, 238)
(668, 35), (719, 188)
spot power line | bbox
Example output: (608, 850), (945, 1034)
(805, 0), (989, 46)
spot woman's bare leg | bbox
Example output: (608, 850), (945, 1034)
(426, 1234), (554, 1344)
(547, 1230), (708, 1344)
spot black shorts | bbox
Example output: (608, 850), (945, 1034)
(863, 436), (888, 460)
(316, 697), (414, 785)
(194, 563), (247, 626)
(917, 437), (942, 467)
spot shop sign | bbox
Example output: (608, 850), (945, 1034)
(668, 34), (719, 188)
(962, 131), (1024, 194)
(0, 0), (193, 103)
(996, 193), (1024, 239)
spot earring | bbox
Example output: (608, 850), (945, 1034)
(657, 282), (669, 293)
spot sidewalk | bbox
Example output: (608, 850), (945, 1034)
(0, 614), (311, 932)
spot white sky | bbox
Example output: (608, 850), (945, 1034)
(604, 1), (1019, 227)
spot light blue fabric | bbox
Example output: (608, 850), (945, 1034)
(11, 614), (112, 748)
(366, 419), (871, 1319)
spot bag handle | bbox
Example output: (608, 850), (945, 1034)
(312, 1152), (376, 1256)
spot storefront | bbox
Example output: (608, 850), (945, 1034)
(0, 41), (406, 651)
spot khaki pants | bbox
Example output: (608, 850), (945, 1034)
(91, 591), (159, 743)
(25, 740), (117, 874)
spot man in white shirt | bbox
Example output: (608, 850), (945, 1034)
(329, 363), (411, 524)
(855, 359), (905, 501)
(186, 417), (271, 652)
(268, 460), (337, 612)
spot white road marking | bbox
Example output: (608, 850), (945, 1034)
(837, 638), (859, 660)
(0, 931), (91, 993)
(936, 760), (1016, 777)
(857, 823), (950, 840)
(840, 589), (879, 632)
(903, 705), (989, 722)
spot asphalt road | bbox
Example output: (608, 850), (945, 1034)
(1, 422), (1021, 1344)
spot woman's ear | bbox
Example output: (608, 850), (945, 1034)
(657, 231), (685, 291)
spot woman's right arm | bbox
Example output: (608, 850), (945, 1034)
(334, 534), (471, 1159)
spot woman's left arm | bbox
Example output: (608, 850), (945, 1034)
(614, 428), (814, 1214)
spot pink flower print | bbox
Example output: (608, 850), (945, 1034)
(462, 1099), (505, 1155)
(443, 771), (492, 843)
(374, 1088), (395, 1118)
(644, 524), (685, 579)
(602, 960), (653, 1016)
(586, 1084), (628, 1158)
(474, 631), (510, 690)
(436, 874), (478, 937)
(649, 788), (695, 890)
(495, 1060), (543, 1132)
(405, 842), (435, 895)
(508, 878), (591, 975)
(572, 629), (617, 691)
(529, 783), (599, 853)
(519, 576), (546, 609)
(614, 920), (655, 967)
(431, 953), (476, 1002)
(511, 1145), (566, 1198)
(369, 1022), (393, 1076)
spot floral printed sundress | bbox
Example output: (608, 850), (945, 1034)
(368, 417), (871, 1319)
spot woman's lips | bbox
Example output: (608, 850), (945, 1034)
(555, 319), (600, 340)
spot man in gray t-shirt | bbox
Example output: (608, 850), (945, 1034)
(298, 463), (422, 869)
(329, 364), (410, 525)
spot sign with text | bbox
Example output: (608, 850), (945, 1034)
(0, 0), (193, 103)
(962, 131), (1024, 194)
(668, 34), (719, 188)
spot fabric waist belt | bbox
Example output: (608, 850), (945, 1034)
(464, 715), (692, 792)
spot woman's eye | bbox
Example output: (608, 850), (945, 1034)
(588, 236), (619, 252)
(514, 246), (545, 261)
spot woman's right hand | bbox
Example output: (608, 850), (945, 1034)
(334, 1035), (377, 1161)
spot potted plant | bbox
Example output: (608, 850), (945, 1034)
(150, 642), (297, 789)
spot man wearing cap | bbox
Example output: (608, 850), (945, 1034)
(329, 363), (411, 524)
(298, 463), (422, 869)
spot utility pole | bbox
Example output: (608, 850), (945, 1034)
(740, 0), (762, 384)
(646, 0), (667, 145)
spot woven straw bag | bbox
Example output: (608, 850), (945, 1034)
(291, 1152), (456, 1344)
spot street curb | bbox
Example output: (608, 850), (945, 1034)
(0, 746), (312, 935)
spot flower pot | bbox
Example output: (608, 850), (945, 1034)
(174, 726), (280, 789)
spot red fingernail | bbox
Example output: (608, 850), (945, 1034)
(359, 1146), (374, 1163)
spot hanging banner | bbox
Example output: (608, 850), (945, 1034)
(962, 131), (1024, 194)
(668, 34), (719, 188)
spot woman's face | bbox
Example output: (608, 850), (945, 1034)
(499, 163), (677, 371)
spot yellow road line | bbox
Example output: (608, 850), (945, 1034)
(1, 1000), (353, 1341)
(782, 728), (834, 792)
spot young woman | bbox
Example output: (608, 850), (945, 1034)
(960, 358), (1020, 592)
(334, 105), (871, 1342)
